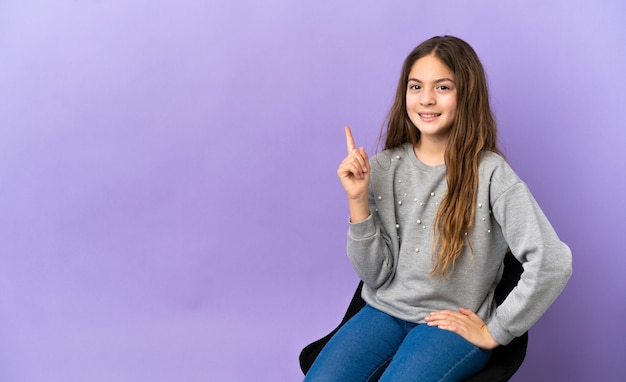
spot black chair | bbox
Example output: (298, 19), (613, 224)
(300, 252), (528, 381)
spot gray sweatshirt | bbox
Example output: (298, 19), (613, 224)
(347, 143), (572, 345)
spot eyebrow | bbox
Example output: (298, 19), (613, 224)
(408, 78), (456, 83)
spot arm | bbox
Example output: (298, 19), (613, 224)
(347, 211), (395, 288)
(338, 126), (394, 287)
(425, 161), (572, 348)
(486, 182), (572, 345)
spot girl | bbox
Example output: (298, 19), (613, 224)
(304, 36), (572, 381)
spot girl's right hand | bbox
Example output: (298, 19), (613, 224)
(337, 126), (371, 222)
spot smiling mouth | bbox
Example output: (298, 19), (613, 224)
(418, 113), (441, 118)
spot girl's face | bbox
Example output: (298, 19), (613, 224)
(405, 55), (457, 141)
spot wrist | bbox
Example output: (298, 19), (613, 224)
(482, 325), (500, 349)
(348, 197), (370, 223)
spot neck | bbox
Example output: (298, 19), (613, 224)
(414, 137), (447, 166)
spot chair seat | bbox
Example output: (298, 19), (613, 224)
(300, 252), (528, 381)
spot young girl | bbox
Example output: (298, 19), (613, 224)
(304, 36), (572, 381)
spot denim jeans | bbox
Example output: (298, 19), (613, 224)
(304, 305), (491, 382)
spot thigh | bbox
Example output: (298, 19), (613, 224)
(304, 305), (406, 382)
(379, 325), (491, 382)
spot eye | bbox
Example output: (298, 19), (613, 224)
(408, 84), (421, 90)
(437, 85), (450, 91)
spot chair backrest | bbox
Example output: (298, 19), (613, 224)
(300, 251), (527, 381)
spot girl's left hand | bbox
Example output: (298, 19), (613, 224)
(424, 308), (500, 350)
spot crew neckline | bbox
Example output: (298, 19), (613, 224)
(405, 143), (446, 171)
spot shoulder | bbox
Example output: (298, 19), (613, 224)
(480, 151), (518, 180)
(479, 151), (525, 199)
(370, 144), (411, 172)
(479, 150), (508, 168)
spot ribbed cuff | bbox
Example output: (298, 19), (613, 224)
(348, 214), (377, 239)
(487, 318), (515, 346)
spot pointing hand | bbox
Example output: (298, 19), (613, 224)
(337, 126), (371, 222)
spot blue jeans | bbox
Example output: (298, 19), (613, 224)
(304, 305), (491, 382)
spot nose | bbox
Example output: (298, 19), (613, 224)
(419, 89), (435, 106)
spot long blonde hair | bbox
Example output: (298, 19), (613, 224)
(382, 36), (501, 276)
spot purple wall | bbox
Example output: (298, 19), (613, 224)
(1, 1), (624, 381)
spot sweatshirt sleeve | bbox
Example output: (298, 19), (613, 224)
(487, 181), (573, 345)
(346, 193), (395, 288)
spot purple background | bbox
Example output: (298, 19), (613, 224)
(1, 1), (624, 381)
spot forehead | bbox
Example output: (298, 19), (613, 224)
(408, 55), (455, 81)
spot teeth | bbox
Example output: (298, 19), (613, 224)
(420, 114), (439, 118)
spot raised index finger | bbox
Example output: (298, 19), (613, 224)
(345, 126), (356, 153)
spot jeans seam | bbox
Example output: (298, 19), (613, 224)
(366, 356), (393, 382)
(438, 346), (481, 382)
